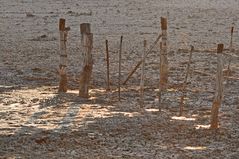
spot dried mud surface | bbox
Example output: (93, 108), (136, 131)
(0, 0), (239, 158)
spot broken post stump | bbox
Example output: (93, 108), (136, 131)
(79, 23), (93, 98)
(210, 44), (224, 129)
(58, 18), (70, 92)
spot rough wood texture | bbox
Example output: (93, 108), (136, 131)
(210, 44), (224, 129)
(179, 45), (194, 116)
(59, 18), (65, 31)
(105, 39), (110, 91)
(58, 68), (67, 92)
(58, 18), (69, 92)
(140, 39), (147, 108)
(80, 23), (91, 34)
(79, 65), (93, 98)
(161, 17), (167, 30)
(79, 23), (93, 98)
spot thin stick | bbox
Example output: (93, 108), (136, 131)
(105, 39), (110, 91)
(210, 44), (224, 129)
(123, 34), (162, 85)
(230, 26), (234, 51)
(140, 39), (147, 108)
(179, 45), (194, 116)
(119, 36), (123, 101)
(158, 42), (162, 110)
(226, 26), (234, 83)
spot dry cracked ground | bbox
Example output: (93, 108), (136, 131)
(0, 0), (239, 158)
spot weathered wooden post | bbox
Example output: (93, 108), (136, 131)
(58, 18), (70, 92)
(140, 39), (147, 108)
(179, 45), (194, 116)
(79, 23), (93, 98)
(158, 17), (169, 110)
(160, 17), (169, 85)
(105, 39), (110, 91)
(118, 36), (123, 101)
(210, 44), (224, 129)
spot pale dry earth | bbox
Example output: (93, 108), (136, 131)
(0, 0), (239, 158)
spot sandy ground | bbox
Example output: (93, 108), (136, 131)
(0, 0), (239, 158)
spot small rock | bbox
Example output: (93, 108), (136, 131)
(40, 34), (47, 38)
(26, 12), (35, 17)
(20, 100), (26, 104)
(67, 10), (73, 14)
(71, 150), (77, 156)
(31, 98), (39, 103)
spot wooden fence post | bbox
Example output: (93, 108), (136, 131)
(210, 44), (224, 129)
(160, 17), (169, 86)
(58, 18), (70, 92)
(158, 17), (169, 110)
(79, 23), (93, 98)
(140, 39), (147, 108)
(179, 45), (194, 116)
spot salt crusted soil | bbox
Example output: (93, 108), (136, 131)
(0, 0), (239, 158)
